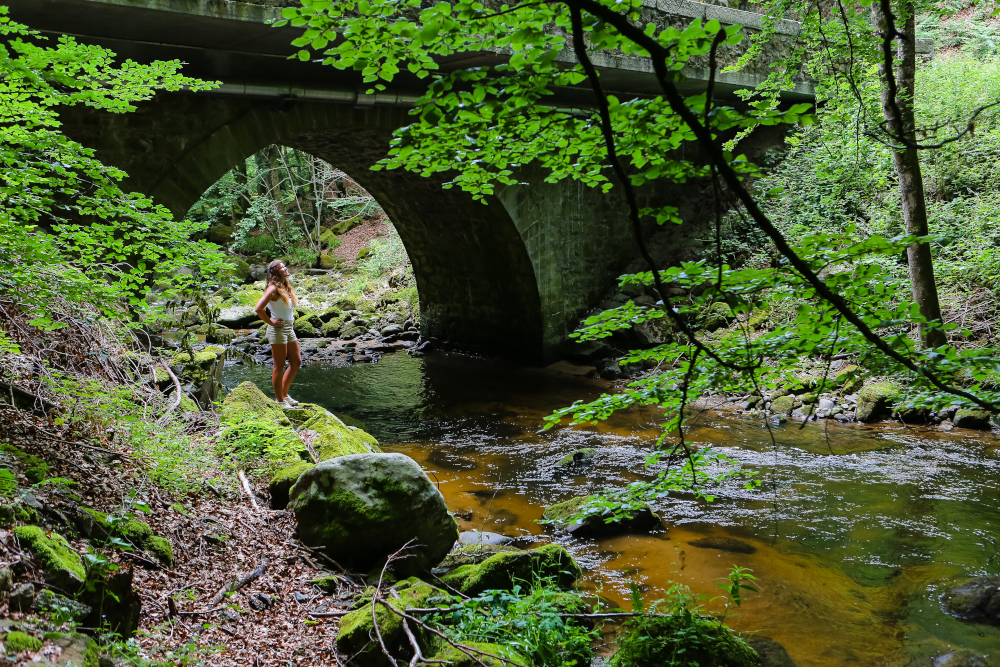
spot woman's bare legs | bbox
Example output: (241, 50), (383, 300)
(281, 341), (301, 400)
(271, 343), (287, 401)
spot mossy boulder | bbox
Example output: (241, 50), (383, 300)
(699, 302), (732, 332)
(293, 319), (318, 338)
(332, 215), (363, 235)
(319, 254), (338, 270)
(4, 630), (42, 653)
(319, 229), (342, 250)
(217, 419), (301, 471)
(178, 396), (201, 413)
(34, 589), (92, 622)
(41, 632), (99, 667)
(422, 641), (514, 667)
(336, 577), (444, 667)
(611, 613), (759, 667)
(0, 501), (38, 525)
(146, 536), (174, 567)
(290, 453), (459, 575)
(299, 410), (381, 461)
(221, 381), (290, 425)
(0, 443), (49, 483)
(78, 510), (171, 565)
(954, 408), (992, 430)
(438, 544), (581, 596)
(555, 448), (597, 467)
(321, 317), (345, 337)
(14, 525), (85, 591)
(208, 225), (235, 245)
(835, 364), (862, 391)
(268, 460), (316, 510)
(357, 247), (373, 260)
(439, 543), (521, 569)
(542, 495), (661, 538)
(856, 380), (902, 422)
(770, 395), (795, 416)
(206, 326), (236, 344)
(942, 576), (1000, 621)
(222, 255), (250, 283)
(800, 392), (819, 405)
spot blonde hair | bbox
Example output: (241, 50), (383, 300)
(266, 260), (297, 306)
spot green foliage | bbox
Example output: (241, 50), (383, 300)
(103, 637), (222, 667)
(217, 419), (302, 476)
(0, 8), (227, 329)
(423, 579), (597, 667)
(0, 469), (17, 496)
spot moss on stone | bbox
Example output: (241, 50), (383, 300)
(0, 443), (49, 483)
(178, 396), (201, 413)
(856, 380), (902, 421)
(541, 495), (596, 526)
(423, 641), (514, 667)
(172, 346), (225, 367)
(319, 229), (342, 249)
(4, 630), (42, 653)
(770, 395), (795, 415)
(0, 502), (38, 524)
(221, 381), (290, 425)
(319, 254), (338, 269)
(146, 536), (173, 567)
(555, 448), (597, 467)
(800, 392), (819, 405)
(269, 460), (316, 509)
(311, 574), (339, 593)
(14, 525), (85, 590)
(439, 544), (581, 596)
(218, 419), (302, 471)
(954, 407), (992, 430)
(440, 543), (521, 568)
(153, 367), (170, 384)
(321, 317), (344, 337)
(299, 411), (381, 461)
(294, 320), (318, 338)
(337, 577), (445, 666)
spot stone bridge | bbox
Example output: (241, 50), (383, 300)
(10, 0), (831, 360)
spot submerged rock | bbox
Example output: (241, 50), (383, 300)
(746, 636), (796, 667)
(290, 453), (458, 575)
(458, 531), (511, 546)
(687, 536), (757, 554)
(439, 544), (581, 596)
(542, 495), (661, 538)
(941, 576), (1000, 621)
(555, 448), (598, 467)
(931, 650), (987, 667)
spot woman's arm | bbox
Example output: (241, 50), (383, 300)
(254, 286), (282, 327)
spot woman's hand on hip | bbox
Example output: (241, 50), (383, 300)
(272, 318), (284, 327)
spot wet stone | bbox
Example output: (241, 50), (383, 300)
(687, 536), (757, 554)
(458, 531), (512, 546)
(941, 576), (1000, 621)
(9, 582), (34, 611)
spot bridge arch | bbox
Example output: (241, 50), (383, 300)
(62, 95), (545, 359)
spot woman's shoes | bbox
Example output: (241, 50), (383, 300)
(277, 398), (294, 408)
(285, 396), (300, 406)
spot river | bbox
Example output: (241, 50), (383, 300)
(222, 350), (1000, 666)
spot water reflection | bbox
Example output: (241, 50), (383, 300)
(223, 351), (1000, 666)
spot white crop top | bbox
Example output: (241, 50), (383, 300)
(266, 296), (294, 323)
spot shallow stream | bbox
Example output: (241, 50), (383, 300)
(223, 351), (1000, 666)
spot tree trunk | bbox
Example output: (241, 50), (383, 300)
(873, 1), (947, 348)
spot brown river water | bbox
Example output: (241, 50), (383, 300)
(223, 350), (1000, 666)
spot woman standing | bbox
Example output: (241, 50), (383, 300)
(254, 260), (301, 408)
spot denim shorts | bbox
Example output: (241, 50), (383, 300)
(265, 323), (298, 345)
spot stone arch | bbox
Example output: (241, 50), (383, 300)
(60, 95), (545, 359)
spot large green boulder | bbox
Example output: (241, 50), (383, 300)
(856, 380), (901, 422)
(332, 215), (363, 235)
(770, 395), (795, 416)
(290, 453), (459, 575)
(222, 255), (250, 283)
(299, 410), (381, 460)
(269, 460), (316, 510)
(15, 526), (85, 592)
(293, 319), (318, 338)
(172, 345), (226, 409)
(221, 381), (289, 425)
(319, 254), (338, 270)
(319, 228), (342, 250)
(336, 577), (444, 667)
(208, 225), (234, 245)
(321, 317), (344, 338)
(439, 544), (581, 596)
(954, 408), (992, 430)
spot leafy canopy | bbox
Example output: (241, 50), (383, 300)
(0, 7), (228, 331)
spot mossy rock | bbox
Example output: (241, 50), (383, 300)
(221, 381), (290, 425)
(800, 392), (819, 405)
(290, 454), (458, 576)
(14, 525), (85, 591)
(856, 380), (902, 422)
(4, 630), (42, 653)
(319, 254), (338, 270)
(542, 495), (661, 537)
(40, 632), (99, 667)
(770, 395), (795, 416)
(332, 215), (364, 235)
(319, 228), (342, 250)
(357, 247), (373, 260)
(222, 255), (250, 283)
(293, 320), (319, 338)
(311, 574), (340, 594)
(321, 317), (345, 337)
(438, 544), (581, 596)
(172, 345), (225, 368)
(178, 395), (201, 413)
(299, 410), (381, 461)
(145, 536), (174, 567)
(439, 543), (521, 568)
(206, 326), (237, 344)
(0, 501), (38, 525)
(954, 408), (992, 430)
(319, 307), (342, 323)
(422, 641), (515, 667)
(555, 448), (597, 467)
(217, 419), (302, 471)
(834, 364), (860, 385)
(611, 613), (759, 667)
(269, 460), (316, 510)
(698, 302), (732, 332)
(0, 443), (49, 483)
(336, 577), (445, 667)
